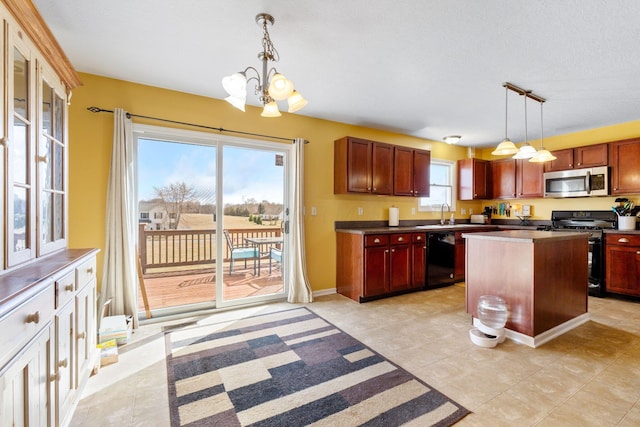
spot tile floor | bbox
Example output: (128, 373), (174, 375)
(71, 284), (640, 426)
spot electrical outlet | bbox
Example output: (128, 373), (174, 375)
(411, 207), (416, 215)
(461, 208), (467, 215)
(311, 206), (317, 216)
(469, 208), (473, 215)
(358, 207), (363, 215)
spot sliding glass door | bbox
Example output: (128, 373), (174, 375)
(135, 125), (289, 318)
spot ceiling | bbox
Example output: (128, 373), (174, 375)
(33, 0), (640, 148)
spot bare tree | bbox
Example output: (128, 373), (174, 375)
(153, 182), (196, 229)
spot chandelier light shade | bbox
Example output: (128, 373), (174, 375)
(492, 85), (518, 155)
(530, 102), (557, 162)
(222, 13), (307, 117)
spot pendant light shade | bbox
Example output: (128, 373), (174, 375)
(512, 143), (537, 159)
(492, 85), (518, 155)
(492, 139), (518, 155)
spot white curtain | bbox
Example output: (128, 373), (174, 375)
(287, 138), (313, 303)
(99, 109), (139, 327)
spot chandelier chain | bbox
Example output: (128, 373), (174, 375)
(261, 19), (280, 62)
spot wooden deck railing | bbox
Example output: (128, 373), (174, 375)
(138, 223), (282, 273)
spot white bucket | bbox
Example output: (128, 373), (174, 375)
(618, 216), (637, 231)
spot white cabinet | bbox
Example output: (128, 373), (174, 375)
(0, 0), (78, 272)
(0, 249), (99, 427)
(0, 323), (53, 427)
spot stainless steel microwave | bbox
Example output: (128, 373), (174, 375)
(543, 166), (609, 198)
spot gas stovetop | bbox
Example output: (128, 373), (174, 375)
(538, 210), (618, 235)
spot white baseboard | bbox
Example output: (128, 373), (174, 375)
(313, 288), (337, 298)
(473, 312), (590, 348)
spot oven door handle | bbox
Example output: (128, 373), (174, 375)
(585, 171), (591, 194)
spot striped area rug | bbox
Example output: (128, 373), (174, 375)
(165, 307), (469, 426)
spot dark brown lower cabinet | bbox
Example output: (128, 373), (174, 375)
(337, 232), (426, 302)
(606, 234), (640, 297)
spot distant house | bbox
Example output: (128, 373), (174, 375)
(139, 200), (174, 230)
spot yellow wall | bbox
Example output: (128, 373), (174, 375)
(68, 73), (640, 294)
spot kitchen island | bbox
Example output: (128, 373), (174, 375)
(464, 230), (589, 347)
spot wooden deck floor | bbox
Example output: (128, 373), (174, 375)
(138, 262), (283, 312)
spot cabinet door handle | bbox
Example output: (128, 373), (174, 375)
(26, 311), (40, 324)
(77, 331), (86, 340)
(618, 238), (630, 243)
(58, 358), (68, 368)
(65, 284), (74, 292)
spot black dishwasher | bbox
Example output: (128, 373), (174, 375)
(427, 232), (456, 287)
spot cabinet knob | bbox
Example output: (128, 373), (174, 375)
(577, 162), (581, 166)
(391, 249), (395, 252)
(58, 358), (68, 368)
(372, 187), (377, 191)
(87, 267), (94, 274)
(77, 331), (86, 340)
(36, 155), (48, 163)
(26, 311), (40, 324)
(374, 238), (380, 243)
(416, 236), (422, 241)
(637, 251), (640, 255)
(618, 238), (630, 243)
(50, 372), (59, 382)
(0, 137), (6, 147)
(65, 284), (74, 292)
(398, 237), (404, 242)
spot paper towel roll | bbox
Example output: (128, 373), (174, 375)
(389, 207), (399, 226)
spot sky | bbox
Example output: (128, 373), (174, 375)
(137, 138), (285, 205)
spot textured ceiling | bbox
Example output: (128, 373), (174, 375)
(33, 0), (640, 148)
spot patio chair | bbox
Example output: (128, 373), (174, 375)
(223, 230), (259, 274)
(269, 247), (282, 274)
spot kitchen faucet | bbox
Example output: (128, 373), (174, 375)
(441, 202), (451, 225)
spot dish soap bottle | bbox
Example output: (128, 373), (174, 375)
(449, 213), (455, 225)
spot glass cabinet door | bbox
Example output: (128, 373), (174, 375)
(7, 42), (35, 267)
(39, 73), (67, 255)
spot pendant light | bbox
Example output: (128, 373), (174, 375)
(529, 101), (557, 162)
(512, 91), (537, 159)
(491, 85), (519, 155)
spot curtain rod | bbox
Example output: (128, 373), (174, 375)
(87, 106), (298, 143)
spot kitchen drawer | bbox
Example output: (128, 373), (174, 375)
(0, 283), (55, 367)
(365, 235), (389, 247)
(606, 234), (640, 246)
(412, 233), (426, 243)
(56, 272), (76, 309)
(76, 257), (96, 289)
(391, 233), (412, 245)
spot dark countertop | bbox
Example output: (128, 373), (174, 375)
(334, 223), (538, 235)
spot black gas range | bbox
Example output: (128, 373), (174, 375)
(537, 210), (617, 297)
